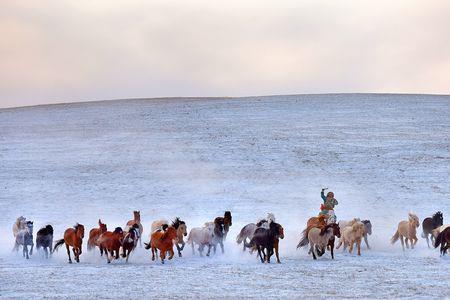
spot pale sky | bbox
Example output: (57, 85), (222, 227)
(1, 0), (449, 108)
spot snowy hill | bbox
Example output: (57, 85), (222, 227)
(1, 94), (449, 298)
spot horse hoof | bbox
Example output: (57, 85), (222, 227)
(68, 261), (72, 264)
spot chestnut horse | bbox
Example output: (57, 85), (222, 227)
(126, 211), (143, 246)
(297, 215), (327, 249)
(98, 227), (124, 263)
(87, 219), (107, 254)
(151, 218), (188, 257)
(54, 223), (85, 263)
(145, 226), (178, 264)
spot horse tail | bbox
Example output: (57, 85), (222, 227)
(243, 238), (253, 249)
(236, 229), (246, 244)
(53, 239), (65, 252)
(421, 231), (426, 238)
(391, 230), (400, 244)
(434, 231), (444, 249)
(87, 238), (94, 251)
(296, 229), (309, 249)
(144, 241), (151, 250)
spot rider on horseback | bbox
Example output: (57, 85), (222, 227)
(319, 188), (338, 223)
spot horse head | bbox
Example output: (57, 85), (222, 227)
(433, 211), (443, 227)
(272, 222), (284, 239)
(75, 223), (85, 238)
(408, 213), (420, 228)
(332, 223), (341, 238)
(224, 211), (232, 226)
(362, 220), (372, 235)
(133, 211), (141, 222)
(100, 222), (108, 233)
(26, 221), (33, 233)
(45, 224), (54, 234)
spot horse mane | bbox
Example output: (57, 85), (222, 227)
(319, 224), (333, 236)
(113, 227), (123, 234)
(172, 217), (185, 229)
(224, 211), (232, 219)
(433, 211), (443, 220)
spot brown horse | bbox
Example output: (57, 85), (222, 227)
(98, 227), (124, 263)
(126, 211), (143, 246)
(214, 211), (232, 240)
(53, 224), (85, 263)
(145, 226), (178, 264)
(248, 221), (284, 263)
(87, 219), (107, 254)
(434, 227), (450, 256)
(297, 215), (327, 248)
(422, 211), (443, 248)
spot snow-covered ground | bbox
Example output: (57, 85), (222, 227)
(1, 94), (449, 299)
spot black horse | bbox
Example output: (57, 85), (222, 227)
(422, 212), (443, 248)
(434, 227), (450, 256)
(36, 225), (54, 258)
(248, 221), (284, 263)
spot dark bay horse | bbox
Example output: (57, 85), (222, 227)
(434, 227), (450, 256)
(36, 225), (53, 258)
(54, 224), (85, 263)
(214, 211), (232, 240)
(422, 211), (443, 248)
(248, 222), (284, 263)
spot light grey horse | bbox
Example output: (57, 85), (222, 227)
(14, 221), (34, 259)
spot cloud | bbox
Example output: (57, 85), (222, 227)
(0, 0), (449, 108)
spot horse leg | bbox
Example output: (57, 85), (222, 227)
(44, 247), (48, 259)
(151, 246), (156, 261)
(66, 244), (72, 263)
(115, 247), (120, 260)
(312, 245), (318, 260)
(24, 244), (29, 259)
(257, 246), (264, 263)
(220, 240), (224, 254)
(349, 242), (354, 254)
(405, 238), (410, 249)
(274, 240), (281, 263)
(364, 234), (371, 250)
(400, 236), (405, 251)
(329, 239), (335, 260)
(206, 245), (211, 257)
(30, 242), (34, 255)
(176, 244), (182, 257)
(160, 249), (165, 264)
(425, 233), (430, 248)
(168, 248), (174, 260)
(357, 239), (361, 256)
(191, 242), (196, 255)
(72, 248), (78, 263)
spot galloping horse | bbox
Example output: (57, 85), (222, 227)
(54, 223), (85, 263)
(12, 216), (27, 238)
(337, 221), (365, 255)
(187, 223), (214, 256)
(248, 221), (284, 263)
(126, 211), (143, 246)
(36, 225), (54, 258)
(422, 211), (443, 248)
(146, 226), (178, 264)
(214, 211), (232, 240)
(308, 223), (340, 260)
(87, 219), (108, 255)
(237, 214), (276, 251)
(434, 227), (450, 256)
(14, 221), (34, 259)
(297, 215), (327, 249)
(122, 224), (139, 262)
(98, 227), (124, 263)
(151, 218), (187, 257)
(391, 213), (420, 251)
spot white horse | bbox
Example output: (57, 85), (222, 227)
(14, 221), (34, 259)
(187, 223), (215, 256)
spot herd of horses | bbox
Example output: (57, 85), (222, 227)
(11, 210), (450, 264)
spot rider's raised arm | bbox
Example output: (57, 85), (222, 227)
(321, 189), (327, 202)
